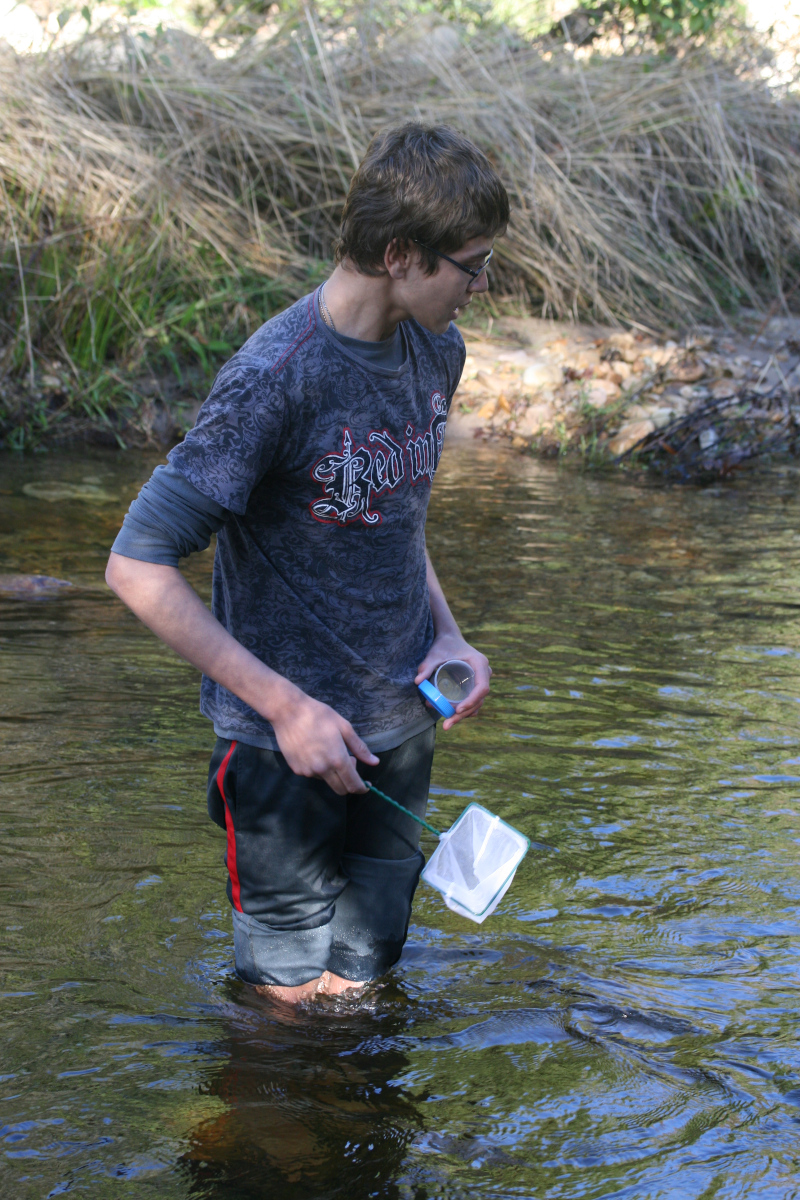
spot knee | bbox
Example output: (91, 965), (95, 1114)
(326, 850), (424, 980)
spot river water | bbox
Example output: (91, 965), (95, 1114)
(3, 442), (800, 1198)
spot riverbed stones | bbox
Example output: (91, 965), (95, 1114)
(586, 379), (621, 407)
(476, 369), (507, 395)
(522, 362), (563, 390)
(608, 360), (632, 382)
(476, 398), (498, 420)
(667, 361), (706, 384)
(444, 312), (797, 466)
(516, 402), (558, 437)
(626, 402), (681, 428)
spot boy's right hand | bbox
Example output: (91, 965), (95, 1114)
(269, 691), (379, 795)
(103, 557), (378, 794)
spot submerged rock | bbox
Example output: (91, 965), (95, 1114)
(0, 574), (73, 596)
(22, 481), (118, 503)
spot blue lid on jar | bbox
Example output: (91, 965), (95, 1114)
(418, 679), (456, 719)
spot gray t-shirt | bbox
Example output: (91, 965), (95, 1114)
(118, 289), (465, 752)
(331, 324), (405, 370)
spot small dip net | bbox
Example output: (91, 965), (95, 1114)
(368, 788), (529, 924)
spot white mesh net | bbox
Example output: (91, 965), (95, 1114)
(421, 803), (529, 923)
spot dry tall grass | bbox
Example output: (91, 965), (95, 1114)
(1, 7), (799, 442)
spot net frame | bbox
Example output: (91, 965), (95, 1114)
(420, 802), (530, 921)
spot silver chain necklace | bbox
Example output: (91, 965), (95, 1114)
(319, 284), (336, 332)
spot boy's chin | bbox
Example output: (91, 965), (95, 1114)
(416, 310), (459, 335)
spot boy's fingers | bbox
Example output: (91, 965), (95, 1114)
(331, 755), (368, 794)
(416, 651), (492, 726)
(471, 661), (492, 694)
(324, 772), (348, 796)
(342, 726), (379, 765)
(440, 675), (491, 730)
(347, 755), (369, 793)
(320, 751), (366, 794)
(442, 706), (480, 731)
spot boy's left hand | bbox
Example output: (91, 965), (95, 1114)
(415, 635), (491, 731)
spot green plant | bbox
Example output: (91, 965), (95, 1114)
(585, 0), (736, 41)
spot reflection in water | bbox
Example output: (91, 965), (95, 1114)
(4, 444), (800, 1196)
(180, 984), (419, 1199)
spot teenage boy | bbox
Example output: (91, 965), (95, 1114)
(106, 123), (510, 1004)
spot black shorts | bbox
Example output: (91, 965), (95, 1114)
(207, 726), (435, 987)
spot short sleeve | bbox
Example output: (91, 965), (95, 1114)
(168, 356), (287, 515)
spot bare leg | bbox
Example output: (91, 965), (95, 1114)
(256, 970), (366, 1005)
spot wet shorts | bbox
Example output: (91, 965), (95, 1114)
(207, 727), (435, 987)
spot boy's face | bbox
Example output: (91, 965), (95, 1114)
(393, 235), (495, 335)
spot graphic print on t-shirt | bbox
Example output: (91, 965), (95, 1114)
(310, 428), (404, 525)
(405, 391), (447, 484)
(310, 391), (448, 525)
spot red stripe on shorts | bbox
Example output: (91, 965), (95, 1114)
(216, 741), (241, 911)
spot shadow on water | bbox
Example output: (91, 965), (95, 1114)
(5, 443), (800, 1197)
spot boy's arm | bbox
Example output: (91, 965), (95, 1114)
(105, 553), (378, 794)
(414, 549), (491, 730)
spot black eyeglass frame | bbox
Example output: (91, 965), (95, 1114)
(413, 241), (494, 282)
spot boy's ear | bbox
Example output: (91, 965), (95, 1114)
(384, 237), (419, 279)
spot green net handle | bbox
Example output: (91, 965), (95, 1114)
(367, 784), (442, 838)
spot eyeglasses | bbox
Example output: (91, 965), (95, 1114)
(413, 242), (494, 282)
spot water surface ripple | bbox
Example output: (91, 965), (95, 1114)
(3, 444), (800, 1198)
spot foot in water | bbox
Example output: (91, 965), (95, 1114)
(256, 971), (367, 1005)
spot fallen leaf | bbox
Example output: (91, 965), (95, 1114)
(607, 419), (655, 456)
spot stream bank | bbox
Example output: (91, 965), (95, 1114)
(448, 311), (800, 481)
(3, 311), (799, 482)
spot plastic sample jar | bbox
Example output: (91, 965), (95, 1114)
(434, 660), (475, 704)
(418, 659), (476, 718)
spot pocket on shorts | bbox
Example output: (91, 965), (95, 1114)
(207, 738), (237, 830)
